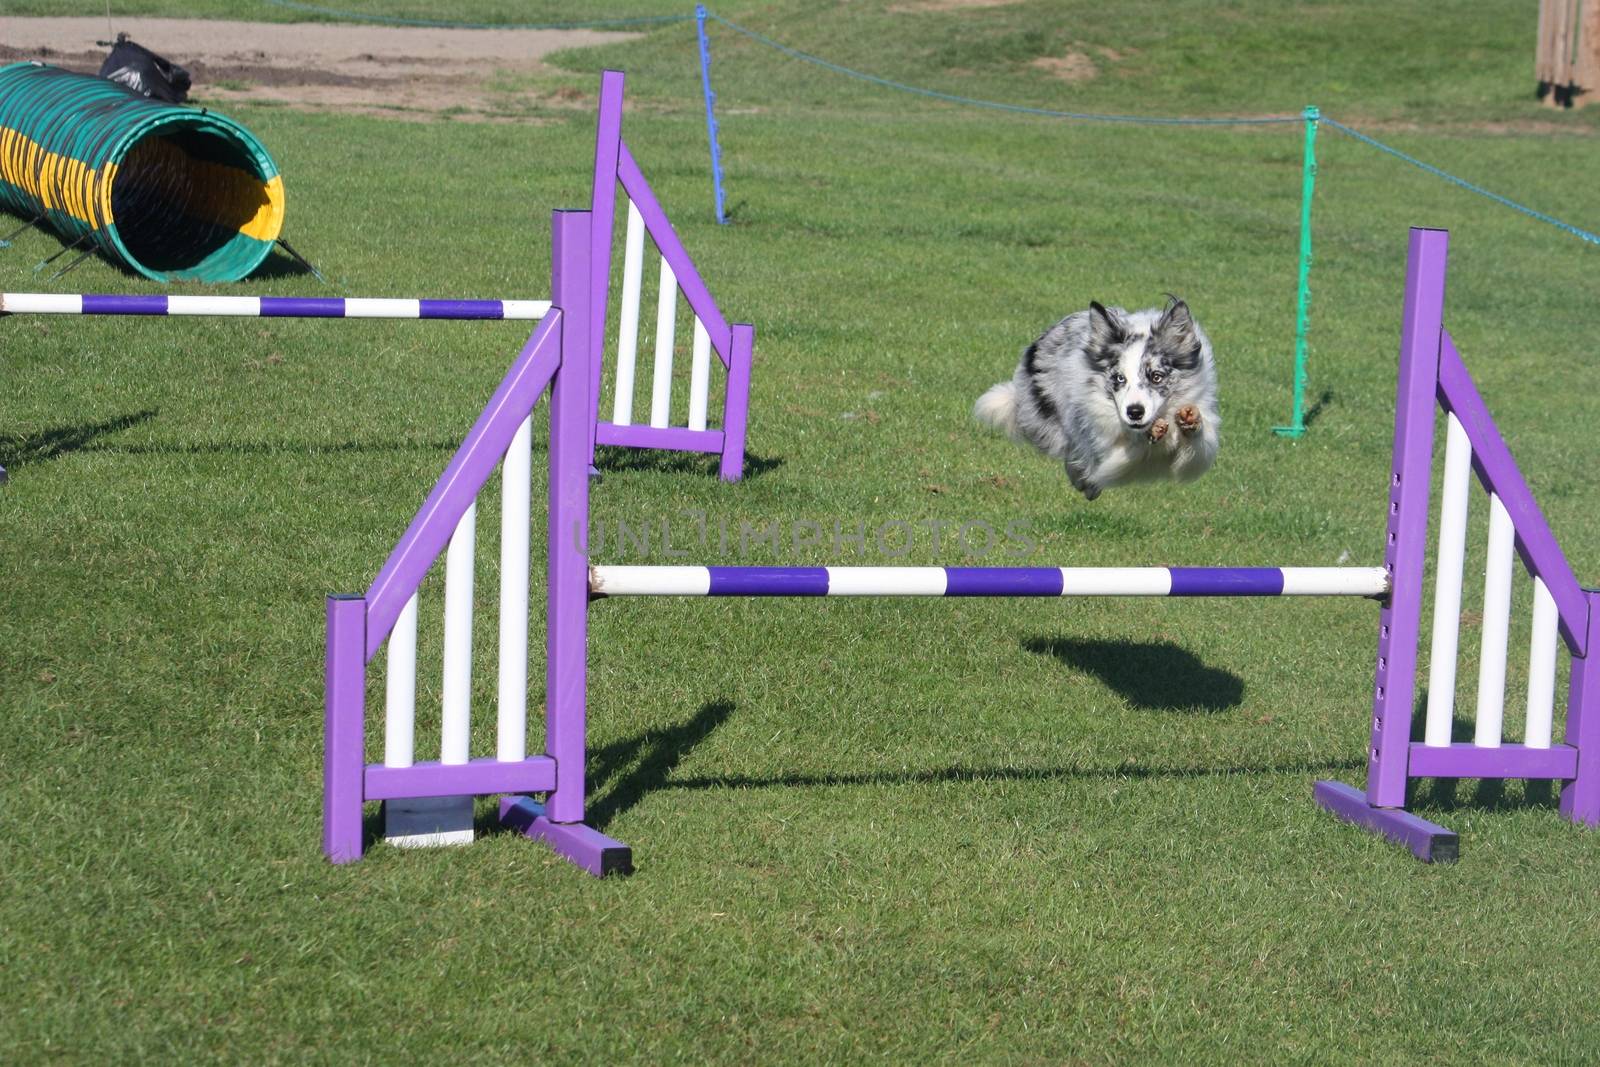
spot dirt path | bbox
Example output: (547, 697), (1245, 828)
(0, 16), (639, 120)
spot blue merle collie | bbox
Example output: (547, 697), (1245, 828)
(975, 297), (1219, 500)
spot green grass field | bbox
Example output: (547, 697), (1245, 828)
(7, 2), (1600, 1060)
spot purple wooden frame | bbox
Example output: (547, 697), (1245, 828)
(323, 70), (760, 871)
(585, 75), (754, 483)
(324, 210), (631, 874)
(1314, 227), (1600, 862)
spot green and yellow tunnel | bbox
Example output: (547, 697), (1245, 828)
(0, 62), (283, 282)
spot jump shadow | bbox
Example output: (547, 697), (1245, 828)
(1407, 691), (1563, 814)
(1417, 773), (1558, 814)
(82, 438), (461, 458)
(594, 445), (784, 482)
(360, 694), (1376, 852)
(660, 755), (1370, 795)
(0, 409), (159, 473)
(358, 701), (733, 847)
(583, 699), (736, 830)
(1022, 636), (1245, 713)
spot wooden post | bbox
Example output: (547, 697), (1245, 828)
(1538, 0), (1600, 108)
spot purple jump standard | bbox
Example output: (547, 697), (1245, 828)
(1311, 228), (1600, 862)
(324, 212), (629, 875)
(323, 69), (761, 873)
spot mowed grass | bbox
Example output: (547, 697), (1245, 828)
(6, 2), (1600, 1061)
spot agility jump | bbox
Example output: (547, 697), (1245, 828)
(319, 71), (1596, 872)
(0, 77), (752, 485)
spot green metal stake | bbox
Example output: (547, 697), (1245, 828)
(1274, 105), (1319, 438)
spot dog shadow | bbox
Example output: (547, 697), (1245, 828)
(1022, 636), (1245, 713)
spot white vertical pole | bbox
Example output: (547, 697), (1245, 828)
(1526, 576), (1559, 749)
(1424, 413), (1472, 746)
(688, 316), (711, 432)
(496, 417), (531, 762)
(650, 255), (677, 429)
(441, 502), (476, 765)
(1474, 493), (1514, 747)
(612, 201), (645, 425)
(384, 591), (419, 768)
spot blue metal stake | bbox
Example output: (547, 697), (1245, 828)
(696, 5), (728, 224)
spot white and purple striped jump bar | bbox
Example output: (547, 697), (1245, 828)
(0, 293), (551, 320)
(590, 566), (1390, 598)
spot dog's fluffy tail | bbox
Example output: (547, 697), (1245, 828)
(974, 379), (1019, 439)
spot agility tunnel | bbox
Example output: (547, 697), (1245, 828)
(323, 200), (1600, 871)
(0, 62), (283, 282)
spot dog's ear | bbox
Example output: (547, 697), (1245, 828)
(1154, 295), (1203, 369)
(1156, 295), (1194, 337)
(1087, 301), (1127, 352)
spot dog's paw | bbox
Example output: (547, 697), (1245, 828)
(1176, 404), (1202, 432)
(1147, 417), (1169, 443)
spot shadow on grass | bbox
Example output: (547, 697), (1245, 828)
(364, 750), (1376, 853)
(250, 248), (321, 281)
(594, 445), (784, 481)
(360, 676), (1568, 844)
(0, 232), (312, 280)
(584, 699), (737, 830)
(1414, 775), (1562, 814)
(661, 755), (1372, 795)
(82, 442), (786, 481)
(0, 409), (159, 473)
(1301, 388), (1334, 431)
(352, 701), (734, 848)
(82, 438), (463, 457)
(1022, 636), (1244, 713)
(1403, 696), (1565, 815)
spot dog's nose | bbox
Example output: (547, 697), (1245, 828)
(1125, 403), (1145, 423)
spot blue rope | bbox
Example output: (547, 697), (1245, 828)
(253, 3), (1599, 248)
(259, 0), (692, 31)
(696, 5), (729, 224)
(709, 13), (1599, 246)
(1321, 118), (1600, 246)
(706, 13), (1299, 127)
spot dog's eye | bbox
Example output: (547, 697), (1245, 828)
(1111, 373), (1125, 388)
(1149, 370), (1165, 384)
